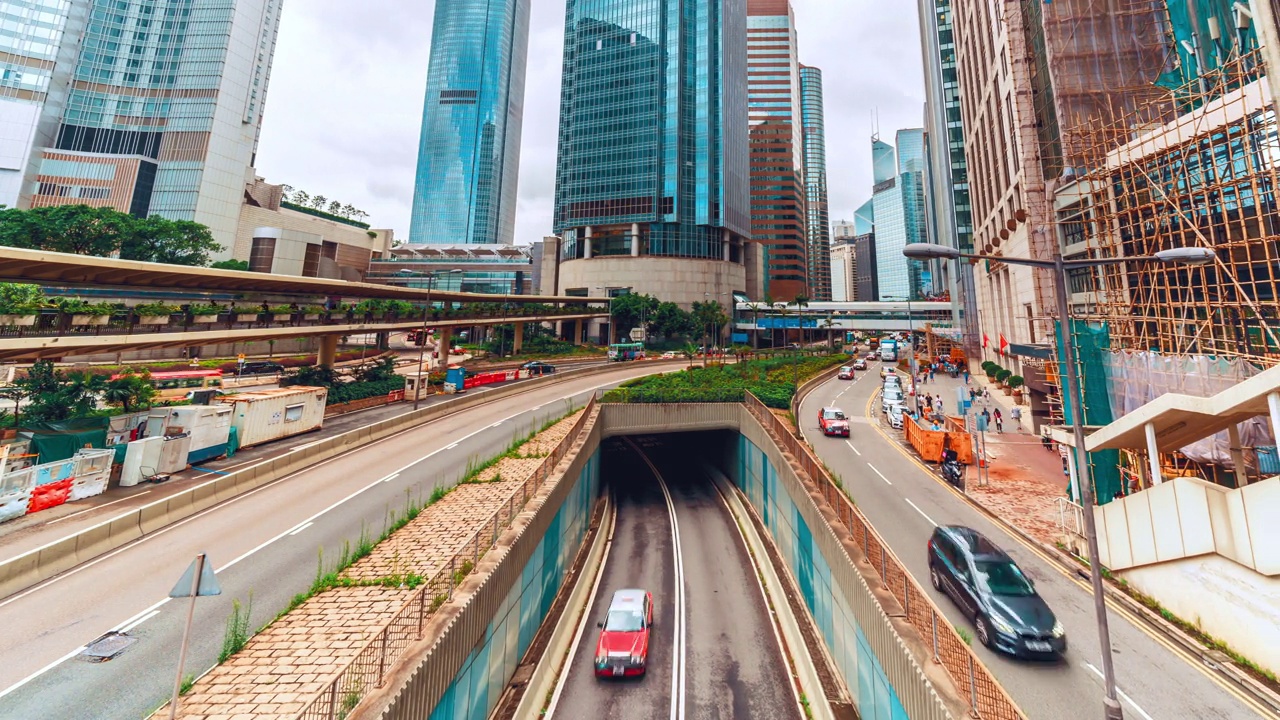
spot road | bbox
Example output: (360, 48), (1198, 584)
(0, 364), (671, 720)
(801, 361), (1267, 720)
(547, 435), (799, 720)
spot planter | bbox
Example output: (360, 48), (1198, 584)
(71, 314), (110, 326)
(270, 314), (294, 323)
(236, 313), (259, 323)
(138, 315), (171, 325)
(303, 314), (320, 321)
(192, 314), (219, 323)
(0, 314), (37, 326)
(1001, 386), (1012, 395)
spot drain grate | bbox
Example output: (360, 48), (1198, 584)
(78, 631), (137, 662)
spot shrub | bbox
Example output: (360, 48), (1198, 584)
(1008, 375), (1025, 389)
(981, 360), (996, 373)
(187, 303), (222, 316)
(268, 304), (295, 316)
(0, 283), (47, 315)
(133, 302), (179, 316)
(985, 363), (1001, 377)
(57, 298), (116, 316)
(996, 369), (1012, 383)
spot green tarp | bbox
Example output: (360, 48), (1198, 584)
(19, 417), (109, 464)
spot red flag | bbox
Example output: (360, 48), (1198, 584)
(998, 333), (1009, 355)
(982, 333), (989, 349)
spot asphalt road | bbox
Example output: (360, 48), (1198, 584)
(0, 364), (672, 720)
(801, 361), (1267, 720)
(548, 436), (798, 720)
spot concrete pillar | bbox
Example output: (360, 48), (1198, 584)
(437, 327), (453, 366)
(1144, 421), (1163, 485)
(631, 223), (640, 256)
(512, 322), (525, 354)
(722, 228), (730, 261)
(1227, 424), (1248, 488)
(318, 335), (339, 368)
(584, 227), (593, 259)
(573, 321), (584, 346)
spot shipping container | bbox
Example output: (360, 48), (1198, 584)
(147, 405), (232, 464)
(223, 386), (327, 448)
(120, 434), (191, 487)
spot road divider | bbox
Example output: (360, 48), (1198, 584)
(0, 360), (683, 601)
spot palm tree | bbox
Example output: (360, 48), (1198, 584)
(103, 374), (157, 412)
(821, 316), (838, 351)
(681, 341), (699, 373)
(745, 302), (763, 350)
(790, 294), (810, 346)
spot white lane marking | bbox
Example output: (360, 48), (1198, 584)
(867, 463), (892, 485)
(45, 491), (152, 525)
(844, 439), (862, 456)
(489, 421), (504, 428)
(544, 501), (617, 719)
(1083, 662), (1155, 720)
(904, 498), (938, 527)
(287, 522), (313, 537)
(645, 448), (687, 720)
(118, 609), (160, 633)
(382, 473), (399, 483)
(0, 645), (87, 701)
(445, 443), (459, 450)
(111, 598), (170, 633)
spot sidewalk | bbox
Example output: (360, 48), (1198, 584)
(912, 367), (1069, 546)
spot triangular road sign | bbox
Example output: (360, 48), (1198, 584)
(169, 555), (222, 598)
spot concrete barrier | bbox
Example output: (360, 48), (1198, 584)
(0, 360), (683, 601)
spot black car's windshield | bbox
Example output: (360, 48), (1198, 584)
(605, 609), (644, 632)
(974, 560), (1035, 596)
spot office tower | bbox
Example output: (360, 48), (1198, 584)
(799, 65), (831, 301)
(918, 0), (979, 351)
(410, 0), (530, 245)
(552, 0), (751, 329)
(871, 129), (927, 300)
(852, 198), (876, 301)
(3, 0), (282, 256)
(746, 0), (806, 301)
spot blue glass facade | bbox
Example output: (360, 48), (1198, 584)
(553, 0), (750, 261)
(872, 130), (929, 301)
(411, 0), (531, 245)
(800, 65), (831, 301)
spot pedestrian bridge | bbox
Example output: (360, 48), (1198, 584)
(734, 300), (954, 333)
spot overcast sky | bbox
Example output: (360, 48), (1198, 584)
(255, 0), (925, 242)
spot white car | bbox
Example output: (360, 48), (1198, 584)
(887, 406), (906, 429)
(661, 351), (677, 359)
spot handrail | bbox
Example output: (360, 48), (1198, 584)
(744, 391), (1026, 720)
(291, 396), (597, 720)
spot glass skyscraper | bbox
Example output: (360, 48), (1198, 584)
(800, 64), (831, 301)
(553, 0), (751, 266)
(872, 129), (928, 300)
(410, 0), (531, 245)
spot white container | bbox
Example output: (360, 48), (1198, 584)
(224, 386), (327, 448)
(149, 405), (232, 464)
(120, 435), (191, 486)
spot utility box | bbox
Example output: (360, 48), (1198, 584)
(443, 368), (467, 394)
(120, 434), (192, 487)
(148, 405), (233, 464)
(224, 387), (327, 448)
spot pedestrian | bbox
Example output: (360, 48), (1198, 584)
(935, 396), (944, 415)
(925, 395), (933, 409)
(993, 408), (1003, 433)
(929, 366), (935, 382)
(963, 369), (970, 384)
(1010, 405), (1022, 430)
(981, 407), (991, 428)
(969, 388), (977, 402)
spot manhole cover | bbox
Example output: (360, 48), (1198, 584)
(79, 631), (137, 662)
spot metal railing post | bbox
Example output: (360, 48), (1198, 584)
(377, 628), (388, 686)
(327, 680), (339, 720)
(449, 558), (456, 600)
(968, 654), (979, 715)
(417, 587), (426, 638)
(932, 612), (940, 663)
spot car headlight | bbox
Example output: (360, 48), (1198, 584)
(989, 614), (1016, 635)
(631, 654), (644, 665)
(1052, 620), (1065, 638)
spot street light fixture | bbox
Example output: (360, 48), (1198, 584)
(400, 267), (462, 410)
(902, 240), (1215, 720)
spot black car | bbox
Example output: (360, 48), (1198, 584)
(522, 361), (556, 376)
(927, 526), (1066, 658)
(239, 360), (283, 375)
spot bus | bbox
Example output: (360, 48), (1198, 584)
(608, 342), (646, 362)
(113, 369), (223, 400)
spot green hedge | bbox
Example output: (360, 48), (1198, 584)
(601, 353), (845, 409)
(325, 376), (405, 405)
(601, 388), (746, 404)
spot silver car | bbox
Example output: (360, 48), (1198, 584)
(882, 390), (905, 411)
(887, 404), (906, 428)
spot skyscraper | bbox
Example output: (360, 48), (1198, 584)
(410, 0), (531, 245)
(552, 0), (751, 323)
(871, 129), (928, 300)
(2, 0), (283, 255)
(746, 0), (806, 302)
(799, 64), (831, 301)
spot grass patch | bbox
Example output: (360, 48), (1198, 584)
(179, 674), (196, 696)
(218, 595), (254, 663)
(954, 625), (972, 646)
(600, 353), (848, 408)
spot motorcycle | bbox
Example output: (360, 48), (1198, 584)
(941, 458), (966, 490)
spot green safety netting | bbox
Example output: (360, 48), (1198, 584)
(1055, 319), (1122, 505)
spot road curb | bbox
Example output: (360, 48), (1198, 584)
(704, 463), (840, 720)
(513, 494), (614, 720)
(830, 373), (1280, 717)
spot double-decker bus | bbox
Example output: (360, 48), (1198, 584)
(608, 342), (646, 362)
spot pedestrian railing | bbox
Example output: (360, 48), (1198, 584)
(292, 396), (596, 720)
(1054, 497), (1085, 541)
(744, 392), (1025, 720)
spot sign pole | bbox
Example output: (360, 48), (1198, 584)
(170, 553), (205, 719)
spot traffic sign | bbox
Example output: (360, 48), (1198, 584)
(169, 554), (222, 598)
(237, 353), (245, 361)
(629, 327), (646, 341)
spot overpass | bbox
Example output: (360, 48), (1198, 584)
(0, 247), (609, 362)
(734, 300), (955, 334)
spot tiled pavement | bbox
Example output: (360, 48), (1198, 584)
(158, 411), (585, 720)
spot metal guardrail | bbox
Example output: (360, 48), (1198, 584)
(1054, 497), (1085, 541)
(292, 395), (597, 720)
(744, 392), (1025, 720)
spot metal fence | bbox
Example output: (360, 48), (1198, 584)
(744, 392), (1025, 720)
(293, 396), (596, 720)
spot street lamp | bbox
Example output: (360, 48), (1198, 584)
(903, 241), (1214, 720)
(400, 267), (462, 410)
(883, 294), (917, 377)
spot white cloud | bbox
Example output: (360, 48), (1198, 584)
(255, 0), (923, 240)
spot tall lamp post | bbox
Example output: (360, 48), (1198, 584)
(400, 268), (462, 410)
(883, 294), (917, 377)
(903, 241), (1215, 720)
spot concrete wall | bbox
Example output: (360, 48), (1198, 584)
(61, 337), (316, 365)
(558, 256), (746, 310)
(234, 203), (392, 273)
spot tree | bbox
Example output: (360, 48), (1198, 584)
(744, 302), (764, 350)
(681, 341), (699, 373)
(327, 201), (343, 216)
(651, 301), (695, 339)
(608, 292), (659, 343)
(340, 203), (357, 219)
(291, 191), (311, 207)
(119, 216), (221, 266)
(14, 360), (102, 423)
(210, 259), (250, 271)
(0, 205), (130, 256)
(311, 195), (327, 210)
(789, 294), (810, 345)
(103, 373), (157, 412)
(691, 300), (728, 348)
